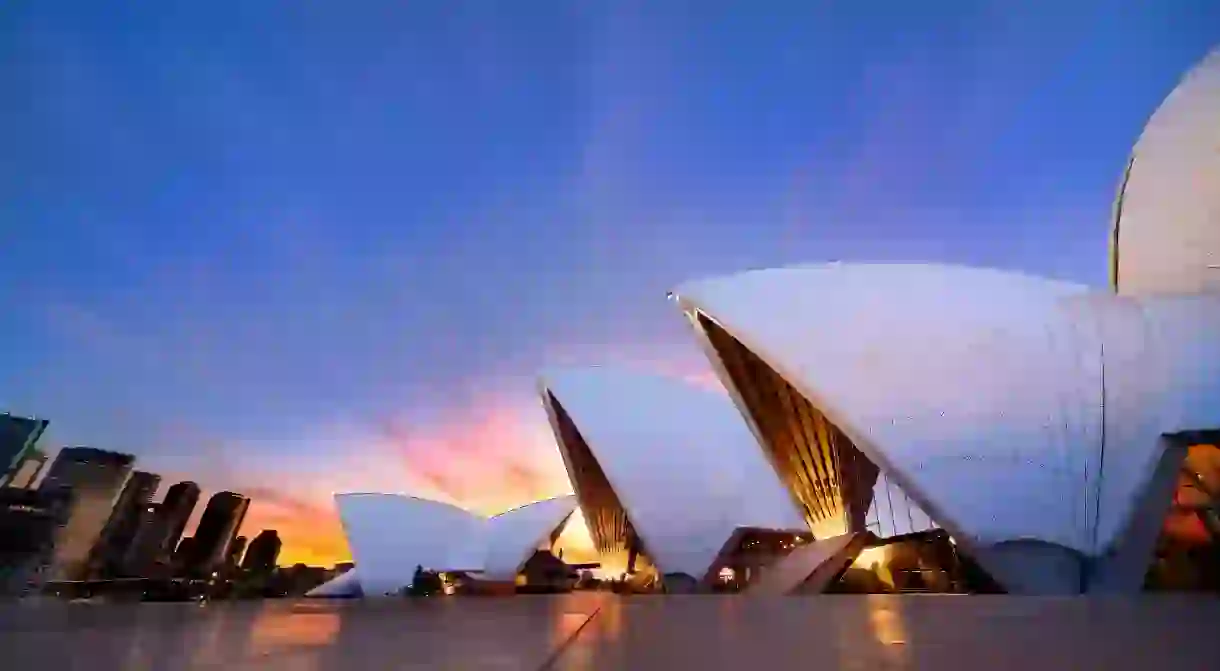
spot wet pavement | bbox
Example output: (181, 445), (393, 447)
(2, 594), (1218, 670)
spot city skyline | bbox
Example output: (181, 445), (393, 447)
(2, 3), (1218, 565)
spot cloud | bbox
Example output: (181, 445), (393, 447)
(376, 398), (572, 515)
(237, 489), (349, 566)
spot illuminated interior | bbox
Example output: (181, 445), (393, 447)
(545, 391), (650, 576)
(827, 530), (993, 594)
(705, 528), (812, 592)
(693, 311), (935, 540)
(1145, 443), (1220, 591)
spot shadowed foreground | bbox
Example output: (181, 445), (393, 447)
(2, 594), (1218, 670)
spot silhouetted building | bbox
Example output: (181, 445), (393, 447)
(188, 492), (249, 576)
(241, 529), (281, 573)
(268, 563), (329, 597)
(39, 447), (135, 581)
(518, 550), (577, 592)
(120, 481), (200, 577)
(91, 471), (160, 578)
(228, 535), (247, 567)
(0, 413), (49, 486)
(0, 487), (72, 595)
(173, 536), (197, 576)
(4, 448), (48, 489)
(122, 502), (167, 577)
(160, 481), (200, 554)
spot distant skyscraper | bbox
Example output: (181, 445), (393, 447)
(228, 535), (248, 568)
(241, 529), (282, 573)
(122, 502), (166, 577)
(160, 482), (200, 554)
(173, 536), (197, 576)
(39, 447), (135, 581)
(0, 413), (49, 485)
(91, 471), (160, 578)
(188, 492), (249, 576)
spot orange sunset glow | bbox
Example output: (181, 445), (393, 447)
(210, 355), (720, 566)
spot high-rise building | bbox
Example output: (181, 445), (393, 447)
(228, 535), (248, 568)
(122, 502), (167, 577)
(120, 481), (201, 578)
(172, 536), (197, 576)
(0, 413), (49, 485)
(160, 482), (200, 554)
(0, 487), (73, 595)
(39, 447), (135, 581)
(187, 492), (249, 576)
(241, 529), (282, 573)
(4, 448), (48, 489)
(91, 471), (160, 578)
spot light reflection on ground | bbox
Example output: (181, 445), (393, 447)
(3, 594), (1219, 670)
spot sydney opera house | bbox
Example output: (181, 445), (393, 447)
(311, 48), (1220, 597)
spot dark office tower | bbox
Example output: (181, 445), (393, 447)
(241, 529), (282, 573)
(228, 535), (248, 568)
(160, 481), (200, 553)
(188, 492), (249, 576)
(91, 471), (160, 578)
(122, 502), (166, 577)
(0, 413), (49, 484)
(172, 536), (197, 576)
(0, 487), (73, 595)
(38, 447), (135, 581)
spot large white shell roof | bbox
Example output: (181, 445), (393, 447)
(1111, 47), (1220, 296)
(305, 568), (361, 598)
(540, 367), (807, 579)
(674, 262), (1220, 557)
(333, 492), (576, 595)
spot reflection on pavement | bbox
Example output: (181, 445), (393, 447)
(187, 607), (229, 668)
(867, 595), (909, 666)
(247, 608), (341, 655)
(867, 596), (907, 645)
(6, 595), (1220, 670)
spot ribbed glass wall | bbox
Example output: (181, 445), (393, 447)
(547, 392), (634, 556)
(863, 472), (937, 539)
(695, 311), (937, 540)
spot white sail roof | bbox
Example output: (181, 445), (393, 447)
(673, 262), (1220, 560)
(483, 495), (576, 580)
(540, 367), (808, 580)
(305, 568), (362, 598)
(1111, 47), (1220, 296)
(674, 263), (1098, 552)
(333, 492), (576, 595)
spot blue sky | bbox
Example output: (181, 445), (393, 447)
(2, 2), (1217, 561)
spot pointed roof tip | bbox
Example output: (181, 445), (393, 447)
(489, 493), (577, 519)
